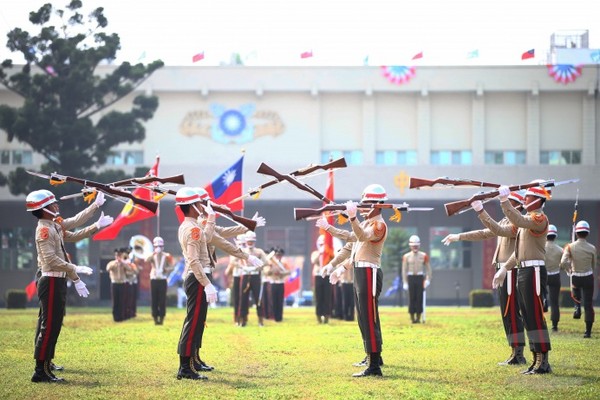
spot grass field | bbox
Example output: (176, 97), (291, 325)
(1, 305), (599, 399)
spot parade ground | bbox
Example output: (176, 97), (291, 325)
(1, 306), (599, 399)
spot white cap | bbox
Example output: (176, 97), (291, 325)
(409, 235), (420, 246)
(575, 220), (590, 233)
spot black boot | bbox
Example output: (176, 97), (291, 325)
(50, 360), (64, 371)
(158, 316), (164, 325)
(177, 356), (207, 380)
(525, 352), (552, 375)
(551, 321), (558, 332)
(584, 321), (593, 338)
(415, 313), (421, 324)
(317, 315), (323, 324)
(194, 351), (214, 372)
(154, 316), (159, 325)
(353, 353), (383, 377)
(574, 304), (582, 319)
(353, 354), (384, 367)
(499, 346), (526, 365)
(31, 360), (65, 383)
(323, 316), (329, 324)
(410, 313), (416, 323)
(521, 352), (536, 374)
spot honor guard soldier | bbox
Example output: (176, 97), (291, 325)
(493, 181), (552, 374)
(175, 187), (217, 381)
(312, 235), (333, 324)
(402, 235), (432, 324)
(442, 191), (527, 365)
(545, 225), (565, 331)
(238, 231), (270, 327)
(269, 248), (291, 322)
(107, 247), (135, 322)
(225, 234), (248, 325)
(317, 183), (389, 377)
(339, 258), (355, 321)
(146, 237), (175, 325)
(28, 189), (112, 382)
(561, 221), (597, 338)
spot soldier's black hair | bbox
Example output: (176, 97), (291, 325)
(32, 209), (44, 219)
(179, 204), (192, 215)
(546, 234), (557, 241)
(576, 231), (589, 239)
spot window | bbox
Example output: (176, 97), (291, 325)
(375, 150), (418, 165)
(0, 227), (36, 270)
(540, 150), (581, 165)
(429, 227), (470, 269)
(0, 150), (9, 165)
(430, 150), (472, 165)
(0, 149), (33, 165)
(107, 150), (144, 166)
(485, 151), (526, 165)
(321, 150), (363, 165)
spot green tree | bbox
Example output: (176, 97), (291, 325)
(0, 0), (164, 196)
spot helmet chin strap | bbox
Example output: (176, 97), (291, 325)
(44, 207), (60, 218)
(192, 204), (203, 216)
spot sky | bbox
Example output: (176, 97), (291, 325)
(0, 0), (597, 66)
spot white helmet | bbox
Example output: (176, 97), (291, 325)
(547, 225), (557, 237)
(245, 231), (257, 242)
(409, 235), (421, 246)
(175, 187), (202, 205)
(236, 234), (247, 246)
(26, 189), (57, 211)
(193, 187), (210, 201)
(575, 220), (590, 233)
(525, 179), (552, 199)
(153, 236), (164, 247)
(361, 184), (388, 202)
(508, 190), (525, 205)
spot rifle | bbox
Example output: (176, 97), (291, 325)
(294, 202), (434, 221)
(569, 189), (581, 305)
(256, 162), (332, 203)
(443, 178), (580, 217)
(229, 157), (347, 203)
(26, 170), (159, 213)
(409, 176), (500, 190)
(110, 174), (186, 187)
(146, 186), (257, 231)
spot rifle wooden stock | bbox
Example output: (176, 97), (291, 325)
(409, 176), (500, 190)
(294, 202), (417, 221)
(257, 162), (331, 203)
(111, 174), (185, 187)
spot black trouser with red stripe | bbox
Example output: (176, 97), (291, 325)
(238, 274), (262, 319)
(34, 276), (67, 361)
(177, 274), (207, 357)
(271, 282), (285, 322)
(546, 273), (562, 326)
(261, 282), (272, 319)
(498, 268), (525, 347)
(516, 266), (551, 352)
(111, 283), (126, 322)
(314, 275), (332, 318)
(354, 266), (383, 353)
(572, 274), (595, 323)
(407, 275), (424, 315)
(231, 276), (240, 322)
(151, 279), (168, 318)
(342, 282), (355, 321)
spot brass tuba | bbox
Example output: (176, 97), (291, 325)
(129, 234), (154, 261)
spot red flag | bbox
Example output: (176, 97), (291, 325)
(319, 166), (335, 266)
(300, 50), (313, 59)
(412, 52), (423, 60)
(25, 280), (37, 301)
(284, 267), (302, 298)
(192, 52), (205, 62)
(93, 156), (160, 240)
(521, 49), (535, 60)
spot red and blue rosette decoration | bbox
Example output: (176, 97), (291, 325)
(547, 64), (582, 84)
(381, 65), (416, 85)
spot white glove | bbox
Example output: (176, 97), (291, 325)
(492, 266), (507, 289)
(248, 255), (263, 268)
(321, 263), (333, 278)
(205, 283), (218, 304)
(74, 279), (89, 298)
(345, 200), (357, 218)
(329, 266), (345, 285)
(315, 217), (330, 230)
(403, 283), (408, 291)
(497, 185), (510, 202)
(252, 212), (266, 228)
(424, 279), (430, 289)
(204, 201), (215, 216)
(471, 200), (483, 212)
(442, 234), (460, 246)
(95, 212), (114, 229)
(94, 191), (106, 207)
(75, 265), (93, 275)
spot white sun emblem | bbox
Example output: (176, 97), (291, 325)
(222, 169), (236, 187)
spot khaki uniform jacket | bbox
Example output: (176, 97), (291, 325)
(269, 258), (291, 283)
(106, 259), (134, 283)
(35, 202), (100, 281)
(243, 246), (270, 273)
(402, 251), (432, 283)
(145, 252), (175, 279)
(560, 239), (597, 274)
(179, 216), (215, 286)
(545, 241), (564, 274)
(464, 212), (518, 264)
(326, 214), (387, 268)
(501, 201), (548, 270)
(206, 225), (249, 269)
(225, 256), (245, 280)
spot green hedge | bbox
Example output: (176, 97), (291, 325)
(6, 289), (27, 309)
(559, 287), (576, 308)
(470, 289), (494, 307)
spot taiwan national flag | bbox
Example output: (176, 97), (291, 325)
(206, 155), (244, 212)
(284, 267), (301, 298)
(94, 156), (160, 240)
(521, 49), (535, 60)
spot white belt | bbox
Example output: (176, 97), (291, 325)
(407, 272), (423, 275)
(572, 271), (593, 277)
(547, 271), (560, 276)
(243, 271), (260, 275)
(519, 260), (545, 268)
(203, 267), (213, 274)
(494, 262), (506, 269)
(355, 261), (379, 269)
(42, 271), (66, 278)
